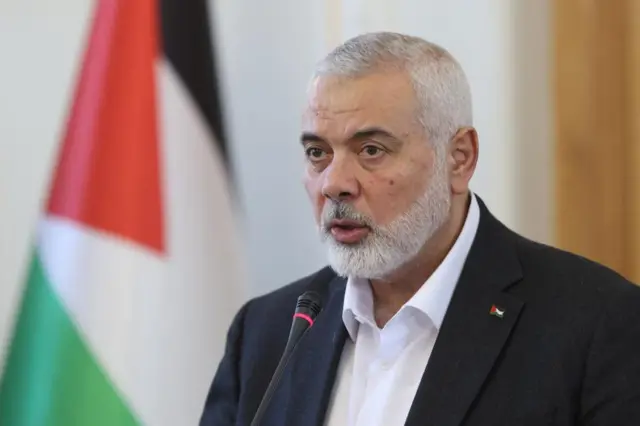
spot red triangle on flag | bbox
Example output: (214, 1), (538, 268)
(46, 0), (165, 254)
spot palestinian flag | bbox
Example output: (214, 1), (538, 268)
(0, 0), (246, 425)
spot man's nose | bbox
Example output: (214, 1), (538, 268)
(321, 157), (359, 202)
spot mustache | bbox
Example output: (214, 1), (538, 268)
(321, 201), (374, 229)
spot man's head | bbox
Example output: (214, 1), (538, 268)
(301, 32), (478, 279)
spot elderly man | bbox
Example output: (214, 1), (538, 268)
(200, 32), (640, 426)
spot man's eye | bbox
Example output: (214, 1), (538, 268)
(305, 147), (327, 159)
(361, 145), (384, 157)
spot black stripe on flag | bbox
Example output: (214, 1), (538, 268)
(159, 0), (228, 164)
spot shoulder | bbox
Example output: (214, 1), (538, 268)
(241, 265), (339, 326)
(473, 195), (638, 301)
(515, 232), (637, 293)
(506, 230), (640, 320)
(228, 266), (340, 374)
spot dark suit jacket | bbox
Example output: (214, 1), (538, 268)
(200, 196), (640, 426)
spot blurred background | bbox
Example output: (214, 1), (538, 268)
(0, 0), (638, 422)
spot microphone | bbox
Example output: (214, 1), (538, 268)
(250, 291), (323, 426)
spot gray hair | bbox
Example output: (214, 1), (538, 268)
(313, 32), (473, 150)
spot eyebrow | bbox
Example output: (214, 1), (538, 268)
(300, 127), (400, 144)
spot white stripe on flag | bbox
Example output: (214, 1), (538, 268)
(156, 58), (248, 425)
(39, 215), (165, 426)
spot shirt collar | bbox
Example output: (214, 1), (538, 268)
(342, 192), (481, 341)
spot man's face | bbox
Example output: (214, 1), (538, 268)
(301, 71), (452, 279)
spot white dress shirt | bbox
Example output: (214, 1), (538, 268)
(324, 193), (480, 426)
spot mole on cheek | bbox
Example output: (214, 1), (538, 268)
(388, 179), (395, 186)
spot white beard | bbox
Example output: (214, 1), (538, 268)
(319, 152), (451, 279)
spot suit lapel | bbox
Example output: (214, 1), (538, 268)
(284, 275), (348, 426)
(405, 196), (525, 426)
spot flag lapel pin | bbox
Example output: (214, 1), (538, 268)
(489, 304), (505, 319)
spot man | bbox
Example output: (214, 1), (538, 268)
(200, 32), (640, 426)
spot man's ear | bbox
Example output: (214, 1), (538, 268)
(448, 127), (479, 194)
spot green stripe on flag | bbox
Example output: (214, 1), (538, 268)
(0, 252), (139, 426)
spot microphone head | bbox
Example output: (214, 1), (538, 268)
(295, 291), (323, 320)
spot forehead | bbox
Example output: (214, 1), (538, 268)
(302, 71), (419, 136)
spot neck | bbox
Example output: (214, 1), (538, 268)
(369, 192), (470, 327)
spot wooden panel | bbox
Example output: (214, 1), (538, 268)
(627, 0), (640, 281)
(553, 0), (639, 283)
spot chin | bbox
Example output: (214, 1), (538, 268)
(324, 240), (409, 280)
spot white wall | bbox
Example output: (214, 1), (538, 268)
(0, 0), (552, 354)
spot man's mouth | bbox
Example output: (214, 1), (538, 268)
(328, 219), (370, 244)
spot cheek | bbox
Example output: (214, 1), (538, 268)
(367, 168), (427, 224)
(364, 177), (406, 223)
